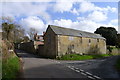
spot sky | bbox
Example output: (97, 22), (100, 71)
(0, 0), (119, 34)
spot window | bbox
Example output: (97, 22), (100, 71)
(97, 39), (99, 42)
(89, 39), (91, 43)
(70, 44), (74, 49)
(80, 37), (82, 43)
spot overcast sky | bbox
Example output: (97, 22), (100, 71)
(0, 0), (118, 34)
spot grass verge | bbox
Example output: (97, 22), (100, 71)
(115, 57), (120, 71)
(2, 56), (20, 79)
(57, 54), (113, 60)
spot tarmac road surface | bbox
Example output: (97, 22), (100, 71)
(16, 49), (120, 79)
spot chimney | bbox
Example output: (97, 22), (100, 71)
(43, 32), (46, 35)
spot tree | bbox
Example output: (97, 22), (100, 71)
(13, 24), (25, 43)
(27, 28), (38, 40)
(22, 36), (29, 42)
(94, 26), (117, 46)
(1, 16), (25, 43)
(2, 22), (15, 40)
(1, 16), (14, 23)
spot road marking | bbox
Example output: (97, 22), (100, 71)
(75, 67), (79, 69)
(85, 72), (93, 76)
(66, 66), (102, 80)
(57, 62), (60, 63)
(75, 70), (80, 73)
(93, 75), (101, 79)
(79, 69), (84, 72)
(87, 76), (95, 79)
(55, 61), (61, 64)
(56, 61), (60, 63)
(81, 72), (87, 76)
(70, 68), (75, 70)
(67, 66), (72, 68)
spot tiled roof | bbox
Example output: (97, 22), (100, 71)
(49, 25), (105, 39)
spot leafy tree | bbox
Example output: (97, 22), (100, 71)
(1, 16), (25, 43)
(2, 22), (15, 40)
(94, 26), (117, 46)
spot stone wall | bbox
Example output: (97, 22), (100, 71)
(19, 41), (44, 54)
(57, 35), (106, 57)
(19, 41), (36, 54)
(107, 48), (120, 55)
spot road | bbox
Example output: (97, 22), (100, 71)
(16, 50), (120, 79)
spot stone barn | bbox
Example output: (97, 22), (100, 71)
(44, 25), (106, 58)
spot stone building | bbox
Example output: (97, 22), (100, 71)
(44, 25), (106, 58)
(34, 33), (45, 41)
(19, 32), (44, 54)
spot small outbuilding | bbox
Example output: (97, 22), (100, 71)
(44, 25), (106, 58)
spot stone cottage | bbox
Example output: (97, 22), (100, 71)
(44, 25), (106, 58)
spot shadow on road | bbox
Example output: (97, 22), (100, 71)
(15, 49), (43, 58)
(19, 62), (89, 79)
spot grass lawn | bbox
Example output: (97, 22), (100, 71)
(115, 57), (120, 71)
(0, 60), (1, 79)
(57, 54), (113, 60)
(2, 56), (20, 79)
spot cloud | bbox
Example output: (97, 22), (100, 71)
(87, 11), (107, 22)
(50, 19), (98, 32)
(110, 19), (118, 24)
(19, 15), (118, 34)
(53, 0), (74, 13)
(77, 1), (117, 14)
(1, 0), (55, 2)
(1, 2), (51, 22)
(77, 10), (108, 22)
(50, 18), (118, 33)
(20, 16), (46, 34)
(1, 1), (117, 34)
(79, 1), (95, 13)
(53, 1), (117, 17)
(70, 8), (79, 15)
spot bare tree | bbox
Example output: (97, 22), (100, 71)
(1, 16), (14, 23)
(27, 28), (38, 40)
(13, 24), (25, 43)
